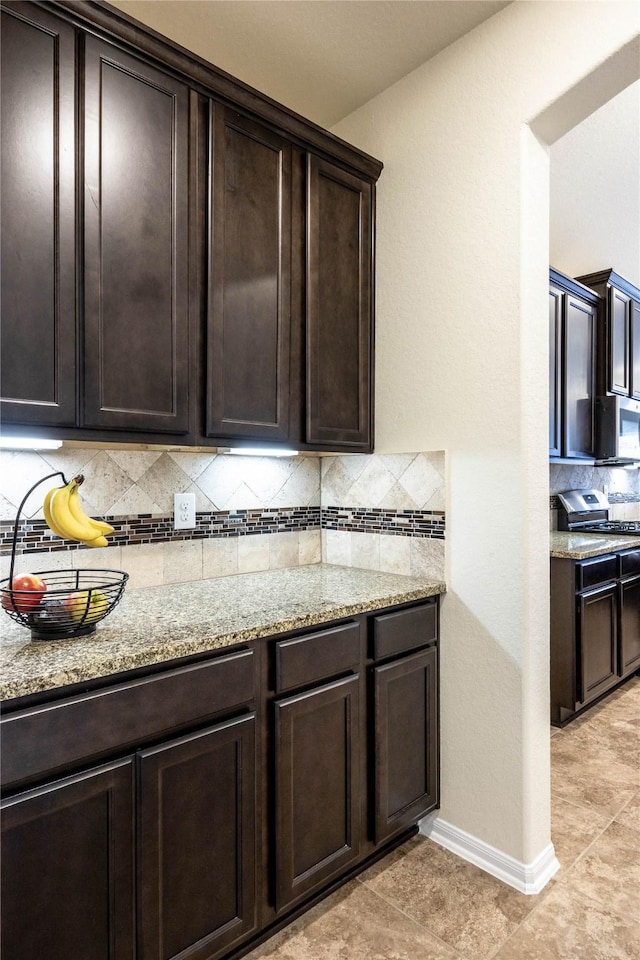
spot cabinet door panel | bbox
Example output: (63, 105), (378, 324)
(0, 4), (76, 426)
(631, 300), (640, 401)
(373, 647), (438, 843)
(274, 674), (360, 911)
(207, 107), (291, 441)
(138, 714), (257, 960)
(307, 156), (372, 449)
(83, 37), (190, 434)
(578, 583), (618, 705)
(563, 294), (596, 459)
(619, 575), (640, 676)
(1, 759), (134, 960)
(549, 284), (563, 457)
(609, 287), (631, 396)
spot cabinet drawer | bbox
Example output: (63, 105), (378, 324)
(619, 550), (640, 577)
(274, 622), (360, 694)
(576, 556), (617, 590)
(372, 600), (438, 661)
(1, 647), (255, 790)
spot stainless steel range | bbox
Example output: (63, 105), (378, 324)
(557, 489), (640, 535)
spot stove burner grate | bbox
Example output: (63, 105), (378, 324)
(579, 521), (640, 535)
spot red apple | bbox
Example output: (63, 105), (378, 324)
(1, 573), (47, 612)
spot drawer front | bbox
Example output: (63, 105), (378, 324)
(274, 621), (360, 694)
(619, 550), (640, 577)
(1, 647), (256, 791)
(576, 556), (617, 591)
(372, 600), (438, 661)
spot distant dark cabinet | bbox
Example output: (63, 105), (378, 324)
(618, 550), (640, 678)
(83, 36), (192, 435)
(576, 270), (640, 402)
(550, 550), (639, 726)
(0, 2), (77, 427)
(1, 759), (134, 960)
(549, 284), (563, 458)
(578, 582), (618, 705)
(306, 157), (373, 450)
(206, 107), (291, 442)
(549, 269), (599, 460)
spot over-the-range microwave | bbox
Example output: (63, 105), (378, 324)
(595, 395), (640, 465)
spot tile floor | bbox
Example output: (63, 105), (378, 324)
(245, 675), (640, 960)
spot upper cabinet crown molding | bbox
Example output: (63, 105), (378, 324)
(48, 0), (384, 183)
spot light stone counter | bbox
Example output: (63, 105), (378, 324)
(0, 564), (445, 702)
(550, 531), (640, 560)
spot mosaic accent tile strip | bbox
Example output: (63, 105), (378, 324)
(322, 506), (445, 539)
(1, 505), (447, 557)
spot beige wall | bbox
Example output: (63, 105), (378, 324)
(333, 1), (640, 865)
(550, 80), (640, 285)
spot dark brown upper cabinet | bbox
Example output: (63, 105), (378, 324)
(82, 36), (192, 435)
(549, 269), (599, 461)
(206, 106), (291, 443)
(576, 270), (640, 402)
(306, 157), (373, 450)
(0, 2), (77, 428)
(0, 0), (381, 452)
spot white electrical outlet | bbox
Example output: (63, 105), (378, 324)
(174, 492), (196, 530)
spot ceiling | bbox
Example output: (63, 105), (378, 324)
(109, 0), (511, 127)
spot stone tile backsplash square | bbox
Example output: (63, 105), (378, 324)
(0, 450), (446, 584)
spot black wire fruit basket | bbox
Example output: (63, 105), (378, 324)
(1, 471), (128, 641)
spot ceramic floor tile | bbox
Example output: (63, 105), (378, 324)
(550, 796), (609, 879)
(358, 835), (534, 960)
(616, 791), (640, 833)
(554, 715), (640, 771)
(550, 735), (638, 818)
(492, 883), (640, 960)
(241, 879), (466, 960)
(553, 821), (640, 920)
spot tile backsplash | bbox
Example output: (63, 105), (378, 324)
(0, 449), (446, 587)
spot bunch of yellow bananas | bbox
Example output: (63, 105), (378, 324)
(43, 475), (114, 548)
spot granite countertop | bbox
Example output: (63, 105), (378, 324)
(0, 564), (445, 703)
(550, 531), (640, 559)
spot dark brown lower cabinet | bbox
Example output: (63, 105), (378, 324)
(619, 553), (640, 677)
(274, 674), (361, 911)
(578, 582), (618, 705)
(137, 715), (257, 960)
(1, 598), (440, 960)
(373, 646), (438, 844)
(0, 758), (135, 960)
(551, 551), (639, 726)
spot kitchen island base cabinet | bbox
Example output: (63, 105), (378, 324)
(0, 759), (135, 960)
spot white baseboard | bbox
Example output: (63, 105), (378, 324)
(419, 814), (560, 895)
